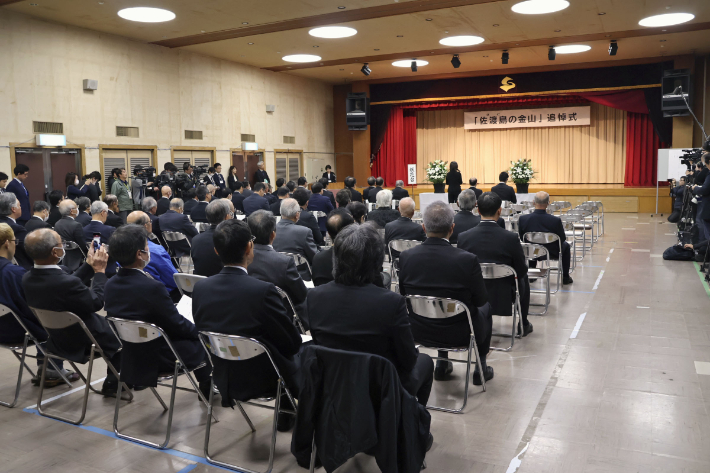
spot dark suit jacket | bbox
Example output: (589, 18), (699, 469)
(105, 268), (204, 386)
(158, 210), (198, 258)
(192, 268), (302, 401)
(243, 194), (270, 216)
(322, 189), (336, 208)
(518, 209), (566, 257)
(450, 211), (505, 244)
(311, 247), (334, 287)
(156, 197), (171, 216)
(76, 212), (92, 227)
(694, 175), (710, 221)
(231, 192), (246, 213)
(491, 183), (517, 203)
(363, 186), (375, 202)
(307, 193), (334, 232)
(392, 187), (409, 200)
(86, 183), (102, 203)
(346, 187), (363, 202)
(6, 179), (30, 223)
(270, 199), (283, 216)
(367, 187), (383, 203)
(189, 201), (209, 222)
(242, 188), (253, 197)
(0, 216), (31, 269)
(183, 199), (198, 216)
(0, 257), (45, 343)
(148, 213), (162, 242)
(384, 217), (426, 250)
(253, 170), (271, 184)
(47, 207), (62, 227)
(24, 216), (51, 233)
(106, 210), (123, 228)
(191, 225), (223, 277)
(55, 216), (84, 247)
(368, 208), (400, 229)
(469, 187), (483, 199)
(297, 209), (325, 246)
(322, 171), (336, 182)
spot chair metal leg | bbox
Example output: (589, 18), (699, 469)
(150, 387), (169, 410)
(0, 335), (30, 408)
(236, 401), (256, 432)
(309, 435), (317, 473)
(37, 348), (96, 425)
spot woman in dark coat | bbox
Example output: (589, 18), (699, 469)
(446, 161), (463, 204)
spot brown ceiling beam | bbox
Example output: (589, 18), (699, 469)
(150, 0), (506, 48)
(0, 0), (25, 6)
(264, 21), (710, 72)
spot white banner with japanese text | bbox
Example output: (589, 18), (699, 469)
(463, 106), (591, 130)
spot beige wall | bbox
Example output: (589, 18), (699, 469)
(0, 10), (334, 182)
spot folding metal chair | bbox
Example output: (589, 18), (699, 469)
(107, 317), (215, 449)
(567, 209), (594, 254)
(523, 232), (563, 294)
(275, 286), (306, 334)
(560, 215), (581, 269)
(194, 222), (211, 233)
(199, 332), (298, 473)
(162, 230), (193, 273)
(279, 252), (312, 280)
(521, 243), (551, 315)
(29, 308), (133, 425)
(480, 263), (522, 351)
(0, 304), (74, 408)
(391, 199), (400, 210)
(388, 239), (423, 291)
(173, 273), (206, 297)
(367, 202), (377, 212)
(405, 295), (485, 414)
(62, 240), (86, 272)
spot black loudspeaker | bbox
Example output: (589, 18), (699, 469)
(661, 69), (692, 117)
(347, 93), (370, 131)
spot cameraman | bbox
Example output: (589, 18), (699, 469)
(668, 176), (686, 223)
(693, 153), (710, 240)
(175, 162), (197, 199)
(131, 165), (159, 205)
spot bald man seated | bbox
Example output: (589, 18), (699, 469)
(156, 186), (172, 216)
(384, 197), (426, 258)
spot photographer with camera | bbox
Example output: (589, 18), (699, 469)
(692, 153), (710, 240)
(668, 176), (686, 224)
(131, 164), (159, 206)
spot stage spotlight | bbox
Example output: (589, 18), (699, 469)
(451, 54), (461, 68)
(411, 60), (417, 72)
(548, 46), (556, 60)
(361, 63), (371, 76)
(608, 40), (618, 56)
(502, 50), (509, 64)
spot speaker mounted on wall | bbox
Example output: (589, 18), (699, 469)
(346, 92), (370, 131)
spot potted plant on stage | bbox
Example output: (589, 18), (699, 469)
(425, 160), (447, 193)
(510, 159), (535, 194)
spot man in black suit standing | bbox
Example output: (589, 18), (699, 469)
(22, 228), (124, 397)
(398, 201), (494, 384)
(0, 193), (32, 269)
(312, 209), (354, 286)
(75, 197), (92, 227)
(105, 224), (210, 397)
(293, 188), (324, 246)
(392, 180), (410, 201)
(368, 177), (384, 204)
(468, 178), (482, 199)
(491, 172), (517, 203)
(322, 164), (336, 183)
(243, 182), (271, 216)
(344, 176), (362, 202)
(104, 195), (124, 228)
(158, 198), (198, 262)
(384, 197), (425, 255)
(362, 177), (376, 203)
(270, 186), (289, 216)
(24, 201), (51, 233)
(6, 164), (31, 225)
(213, 163), (226, 191)
(191, 199), (232, 277)
(458, 192), (532, 336)
(189, 186), (211, 222)
(253, 161), (270, 185)
(156, 186), (172, 216)
(192, 219), (302, 429)
(518, 191), (573, 285)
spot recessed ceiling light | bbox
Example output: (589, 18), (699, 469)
(397, 35), (403, 37)
(512, 0), (569, 15)
(392, 59), (428, 67)
(30, 2), (38, 5)
(374, 48), (380, 51)
(117, 7), (175, 23)
(201, 30), (205, 33)
(439, 35), (485, 46)
(598, 12), (606, 15)
(248, 42), (254, 45)
(313, 45), (319, 48)
(309, 26), (357, 38)
(554, 29), (561, 32)
(426, 18), (432, 21)
(639, 13), (694, 27)
(605, 34), (611, 37)
(282, 54), (322, 63)
(492, 24), (499, 27)
(338, 6), (346, 9)
(554, 44), (591, 54)
(242, 22), (249, 25)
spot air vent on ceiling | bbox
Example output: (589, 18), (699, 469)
(33, 121), (63, 134)
(185, 130), (203, 140)
(116, 126), (139, 138)
(240, 133), (256, 142)
(283, 135), (296, 145)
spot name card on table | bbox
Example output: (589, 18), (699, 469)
(464, 106), (590, 130)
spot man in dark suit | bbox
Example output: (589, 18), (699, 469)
(458, 192), (532, 336)
(22, 228), (124, 397)
(518, 191), (573, 285)
(368, 177), (384, 204)
(104, 195), (124, 228)
(273, 198), (320, 281)
(54, 201), (85, 247)
(141, 197), (162, 241)
(345, 176), (363, 203)
(307, 182), (334, 237)
(24, 201), (51, 233)
(322, 165), (336, 183)
(398, 201), (494, 384)
(189, 186), (210, 222)
(242, 181), (253, 197)
(213, 163), (226, 191)
(158, 198), (198, 262)
(182, 189), (198, 216)
(0, 193), (32, 269)
(75, 197), (92, 227)
(362, 177), (376, 203)
(191, 199), (232, 277)
(450, 190), (505, 244)
(335, 188), (351, 209)
(85, 171), (103, 203)
(693, 153), (710, 240)
(253, 161), (270, 185)
(243, 182), (271, 216)
(491, 171), (517, 203)
(47, 190), (64, 227)
(293, 188), (325, 246)
(105, 224), (210, 396)
(264, 183), (278, 205)
(270, 186), (289, 216)
(319, 179), (337, 208)
(83, 201), (118, 276)
(468, 178), (482, 199)
(311, 208), (354, 287)
(231, 181), (246, 214)
(192, 219), (302, 429)
(6, 164), (31, 225)
(156, 186), (172, 216)
(384, 198), (425, 257)
(392, 180), (410, 201)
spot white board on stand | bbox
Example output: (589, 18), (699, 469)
(657, 148), (690, 181)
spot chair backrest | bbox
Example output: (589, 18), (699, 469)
(173, 273), (206, 295)
(280, 252), (311, 274)
(500, 208), (515, 217)
(63, 240), (85, 254)
(520, 242), (549, 260)
(236, 214), (247, 220)
(391, 199), (400, 210)
(367, 202), (376, 212)
(30, 308), (84, 330)
(479, 262), (517, 279)
(107, 317), (164, 344)
(388, 239), (422, 262)
(234, 210), (244, 215)
(274, 286), (305, 333)
(404, 295), (473, 333)
(199, 332), (267, 361)
(312, 211), (327, 219)
(512, 204), (525, 212)
(194, 222), (210, 233)
(162, 231), (188, 242)
(523, 232), (560, 245)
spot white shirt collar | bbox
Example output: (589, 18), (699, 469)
(34, 264), (61, 270)
(7, 217), (15, 223)
(14, 178), (23, 185)
(224, 264), (248, 274)
(32, 215), (43, 220)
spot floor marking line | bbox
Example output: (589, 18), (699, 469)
(592, 270), (605, 290)
(25, 377), (106, 410)
(693, 262), (710, 299)
(570, 312), (588, 339)
(609, 248), (614, 254)
(177, 465), (198, 473)
(505, 442), (529, 473)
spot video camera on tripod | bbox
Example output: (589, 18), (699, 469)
(679, 148), (703, 173)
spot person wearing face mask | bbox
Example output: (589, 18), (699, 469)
(24, 201), (52, 233)
(82, 200), (118, 277)
(104, 224), (212, 399)
(65, 172), (91, 200)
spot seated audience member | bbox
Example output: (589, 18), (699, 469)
(293, 188), (324, 246)
(307, 222), (434, 414)
(126, 211), (178, 300)
(491, 171), (517, 203)
(103, 194), (124, 228)
(182, 189), (198, 216)
(156, 186), (172, 216)
(398, 201), (494, 384)
(241, 181), (253, 197)
(0, 223), (78, 386)
(75, 197), (92, 227)
(192, 219), (302, 430)
(83, 201), (118, 276)
(273, 198), (319, 281)
(367, 177), (385, 204)
(0, 193), (32, 269)
(347, 201), (367, 224)
(367, 189), (399, 229)
(105, 224), (210, 396)
(218, 186), (233, 200)
(392, 180), (410, 201)
(158, 198), (198, 262)
(286, 180), (296, 196)
(518, 191), (573, 285)
(335, 188), (351, 209)
(275, 178), (285, 189)
(55, 200), (84, 247)
(296, 176), (308, 189)
(270, 186), (290, 216)
(457, 192), (532, 336)
(344, 176), (362, 203)
(47, 190), (64, 227)
(307, 182), (334, 237)
(384, 197), (426, 257)
(312, 209), (355, 287)
(141, 197), (161, 239)
(450, 190), (505, 244)
(363, 176), (376, 203)
(206, 184), (217, 202)
(22, 229), (124, 397)
(264, 183), (278, 205)
(247, 210), (309, 326)
(191, 199), (232, 277)
(468, 178), (482, 199)
(243, 182), (270, 216)
(231, 181), (246, 213)
(319, 178), (336, 208)
(25, 201), (51, 233)
(190, 186), (211, 222)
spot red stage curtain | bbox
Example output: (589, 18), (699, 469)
(576, 90), (649, 114)
(373, 107), (417, 187)
(625, 112), (668, 187)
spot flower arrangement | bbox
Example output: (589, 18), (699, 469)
(509, 159), (535, 184)
(425, 160), (448, 184)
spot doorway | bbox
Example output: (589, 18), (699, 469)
(231, 149), (265, 187)
(171, 147), (215, 172)
(99, 145), (158, 190)
(274, 150), (303, 185)
(10, 144), (85, 202)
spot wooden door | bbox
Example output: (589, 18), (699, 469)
(50, 151), (80, 196)
(245, 152), (260, 187)
(231, 152), (244, 181)
(14, 149), (45, 202)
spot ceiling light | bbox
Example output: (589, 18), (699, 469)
(361, 63), (371, 76)
(512, 0), (569, 15)
(502, 50), (509, 64)
(426, 18), (432, 21)
(597, 12), (606, 15)
(548, 46), (556, 60)
(397, 35), (404, 38)
(282, 54), (322, 63)
(439, 35), (485, 46)
(554, 44), (591, 54)
(492, 24), (500, 27)
(248, 42), (254, 45)
(608, 40), (618, 56)
(392, 59), (428, 68)
(451, 54), (461, 68)
(242, 22), (249, 25)
(117, 7), (175, 23)
(411, 61), (417, 72)
(554, 29), (561, 32)
(309, 26), (357, 38)
(338, 6), (346, 9)
(639, 13), (694, 27)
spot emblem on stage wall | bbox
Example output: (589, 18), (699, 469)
(500, 76), (516, 92)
